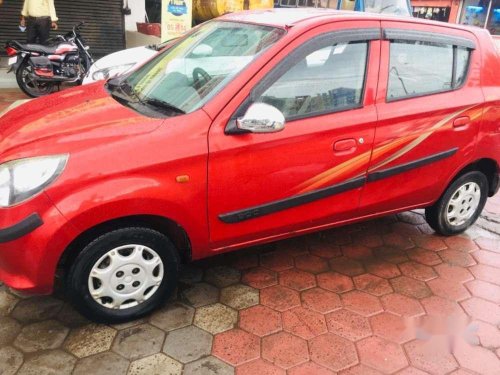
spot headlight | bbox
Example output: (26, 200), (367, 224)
(92, 63), (135, 81)
(0, 155), (68, 208)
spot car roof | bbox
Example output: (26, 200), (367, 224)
(219, 8), (485, 36)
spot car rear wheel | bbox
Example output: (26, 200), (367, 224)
(66, 227), (179, 323)
(425, 171), (488, 236)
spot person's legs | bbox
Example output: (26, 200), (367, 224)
(26, 17), (37, 43)
(38, 17), (51, 45)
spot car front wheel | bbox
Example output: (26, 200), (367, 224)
(66, 227), (179, 323)
(425, 171), (488, 236)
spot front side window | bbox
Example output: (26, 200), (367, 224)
(123, 21), (285, 115)
(387, 40), (471, 101)
(255, 41), (368, 120)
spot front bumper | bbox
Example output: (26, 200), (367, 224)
(0, 193), (75, 294)
(0, 213), (43, 243)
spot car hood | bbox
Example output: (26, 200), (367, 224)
(0, 82), (162, 161)
(85, 46), (157, 75)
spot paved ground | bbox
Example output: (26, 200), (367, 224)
(1, 89), (500, 375)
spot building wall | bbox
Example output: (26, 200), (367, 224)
(124, 0), (147, 31)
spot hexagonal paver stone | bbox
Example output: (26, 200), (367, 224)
(329, 257), (365, 277)
(309, 333), (358, 371)
(64, 323), (117, 358)
(260, 285), (300, 312)
(128, 353), (182, 375)
(282, 306), (327, 340)
(220, 284), (259, 310)
(341, 291), (383, 317)
(288, 362), (334, 375)
(239, 305), (282, 337)
(212, 328), (260, 366)
(357, 336), (408, 373)
(14, 320), (69, 353)
(301, 288), (341, 314)
(279, 269), (316, 291)
(11, 296), (63, 323)
(72, 352), (129, 375)
(325, 309), (372, 342)
(353, 274), (393, 296)
(380, 293), (425, 317)
(242, 267), (278, 289)
(295, 254), (329, 274)
(237, 359), (286, 375)
(453, 339), (500, 375)
(404, 339), (458, 375)
(183, 356), (234, 375)
(17, 349), (76, 375)
(194, 303), (237, 334)
(0, 289), (19, 316)
(150, 302), (194, 331)
(0, 316), (21, 346)
(204, 266), (241, 288)
(179, 264), (204, 285)
(390, 276), (432, 299)
(369, 312), (415, 344)
(112, 324), (165, 360)
(56, 304), (89, 328)
(262, 332), (309, 369)
(181, 282), (219, 307)
(0, 346), (23, 375)
(163, 325), (213, 363)
(317, 272), (354, 293)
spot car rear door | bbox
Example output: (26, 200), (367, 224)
(359, 21), (484, 215)
(207, 21), (381, 249)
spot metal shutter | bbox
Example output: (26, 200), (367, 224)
(0, 0), (126, 58)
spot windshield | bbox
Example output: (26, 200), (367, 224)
(122, 21), (285, 115)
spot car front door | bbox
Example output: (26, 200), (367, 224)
(359, 21), (483, 215)
(207, 21), (381, 249)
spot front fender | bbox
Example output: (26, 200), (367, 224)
(46, 176), (209, 256)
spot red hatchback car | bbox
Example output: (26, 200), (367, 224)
(0, 9), (499, 322)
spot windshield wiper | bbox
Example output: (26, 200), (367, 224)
(144, 98), (185, 114)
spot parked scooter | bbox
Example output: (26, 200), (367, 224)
(5, 22), (93, 97)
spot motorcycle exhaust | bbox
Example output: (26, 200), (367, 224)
(30, 73), (80, 83)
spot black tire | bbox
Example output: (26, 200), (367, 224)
(16, 61), (55, 98)
(66, 227), (179, 323)
(425, 171), (488, 236)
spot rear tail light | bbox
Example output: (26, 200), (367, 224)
(34, 68), (54, 77)
(5, 46), (17, 56)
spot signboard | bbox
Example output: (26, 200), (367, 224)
(161, 0), (192, 41)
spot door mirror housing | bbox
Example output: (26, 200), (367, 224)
(236, 103), (285, 134)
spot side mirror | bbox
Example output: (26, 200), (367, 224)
(236, 103), (285, 133)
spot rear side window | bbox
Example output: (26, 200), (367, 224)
(387, 40), (472, 101)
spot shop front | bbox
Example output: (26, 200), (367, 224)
(0, 0), (126, 57)
(458, 0), (499, 35)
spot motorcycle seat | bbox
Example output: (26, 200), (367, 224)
(15, 42), (58, 54)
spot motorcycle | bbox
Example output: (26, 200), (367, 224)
(5, 22), (93, 98)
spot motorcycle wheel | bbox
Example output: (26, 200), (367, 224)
(16, 61), (55, 98)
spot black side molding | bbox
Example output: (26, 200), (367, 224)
(0, 213), (43, 243)
(219, 177), (365, 224)
(219, 148), (459, 224)
(367, 148), (458, 183)
(383, 29), (476, 50)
